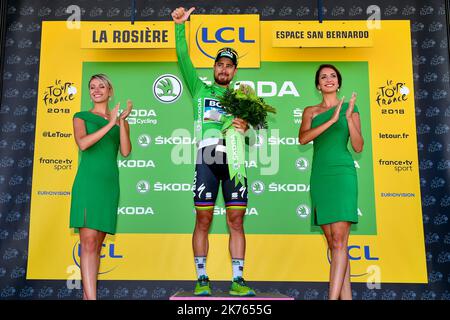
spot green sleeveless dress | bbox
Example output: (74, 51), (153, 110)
(310, 103), (359, 226)
(70, 111), (120, 234)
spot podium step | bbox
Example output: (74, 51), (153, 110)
(170, 291), (294, 300)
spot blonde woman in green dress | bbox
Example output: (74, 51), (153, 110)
(299, 64), (364, 300)
(70, 74), (132, 300)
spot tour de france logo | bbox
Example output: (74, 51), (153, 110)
(153, 74), (183, 103)
(376, 80), (410, 106)
(42, 79), (77, 106)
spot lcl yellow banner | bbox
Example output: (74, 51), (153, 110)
(29, 20), (427, 284)
(189, 15), (260, 68)
(81, 22), (175, 49)
(272, 21), (373, 48)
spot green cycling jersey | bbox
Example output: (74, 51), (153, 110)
(175, 23), (229, 143)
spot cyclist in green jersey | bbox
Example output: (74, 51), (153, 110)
(172, 6), (255, 297)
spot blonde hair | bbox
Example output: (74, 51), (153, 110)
(89, 74), (114, 97)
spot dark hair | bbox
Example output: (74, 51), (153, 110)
(315, 64), (342, 89)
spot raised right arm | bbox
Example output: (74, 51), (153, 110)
(172, 7), (203, 96)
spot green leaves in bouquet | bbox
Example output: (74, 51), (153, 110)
(219, 84), (276, 129)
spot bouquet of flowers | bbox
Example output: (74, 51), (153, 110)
(219, 83), (277, 130)
(206, 83), (276, 186)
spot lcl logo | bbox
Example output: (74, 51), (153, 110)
(196, 26), (255, 60)
(327, 245), (380, 278)
(72, 241), (123, 274)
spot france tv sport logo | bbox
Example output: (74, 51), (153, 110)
(190, 15), (260, 68)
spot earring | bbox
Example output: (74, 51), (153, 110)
(337, 88), (340, 92)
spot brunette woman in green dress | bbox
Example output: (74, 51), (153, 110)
(70, 74), (132, 300)
(298, 65), (364, 300)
